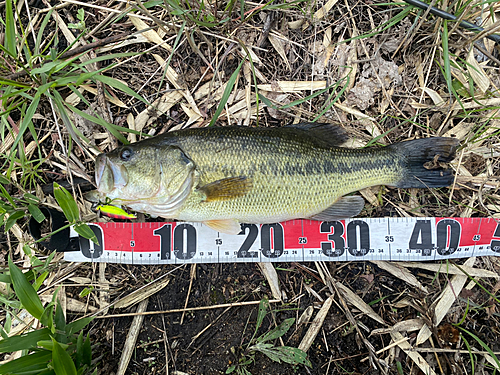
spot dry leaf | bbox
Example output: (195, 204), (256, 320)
(66, 85), (127, 108)
(334, 102), (377, 121)
(371, 261), (428, 293)
(313, 0), (340, 21)
(466, 48), (490, 93)
(152, 54), (203, 118)
(433, 257), (476, 325)
(268, 34), (291, 71)
(134, 91), (183, 132)
(336, 282), (385, 325)
(129, 16), (172, 51)
(420, 87), (445, 106)
(288, 20), (304, 29)
(258, 263), (282, 301)
(298, 295), (333, 352)
(257, 81), (326, 92)
(114, 277), (170, 309)
(398, 262), (499, 279)
(416, 324), (432, 346)
(391, 331), (437, 375)
(126, 113), (136, 143)
(443, 122), (475, 140)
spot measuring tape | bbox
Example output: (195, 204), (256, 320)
(64, 217), (500, 264)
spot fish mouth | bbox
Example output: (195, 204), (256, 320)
(95, 154), (107, 189)
(95, 154), (128, 194)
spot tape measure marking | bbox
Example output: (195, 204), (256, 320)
(64, 217), (500, 264)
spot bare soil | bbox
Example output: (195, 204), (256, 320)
(2, 0), (500, 374)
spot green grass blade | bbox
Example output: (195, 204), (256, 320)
(8, 82), (51, 162)
(65, 316), (94, 335)
(50, 89), (94, 148)
(257, 345), (311, 367)
(8, 257), (44, 320)
(65, 103), (131, 145)
(0, 78), (31, 88)
(3, 312), (11, 335)
(258, 95), (275, 109)
(238, 42), (259, 125)
(94, 75), (150, 106)
(75, 332), (84, 368)
(0, 328), (51, 352)
(459, 327), (500, 369)
(53, 183), (79, 223)
(52, 338), (77, 375)
(313, 78), (349, 121)
(4, 0), (17, 55)
(341, 6), (412, 44)
(40, 303), (55, 332)
(442, 20), (453, 97)
(28, 204), (46, 223)
(74, 223), (98, 244)
(77, 51), (139, 69)
(257, 318), (294, 343)
(265, 0), (308, 10)
(246, 297), (269, 348)
(82, 334), (92, 366)
(157, 21), (185, 95)
(461, 334), (475, 375)
(4, 210), (26, 232)
(31, 60), (60, 75)
(34, 10), (53, 56)
(0, 350), (52, 373)
(255, 298), (268, 333)
(282, 82), (339, 109)
(0, 184), (17, 208)
(208, 59), (244, 126)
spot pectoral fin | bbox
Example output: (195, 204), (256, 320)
(204, 219), (242, 235)
(309, 196), (365, 221)
(199, 176), (252, 202)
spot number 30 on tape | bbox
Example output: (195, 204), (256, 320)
(65, 217), (500, 264)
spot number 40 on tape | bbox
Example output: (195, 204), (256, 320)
(65, 217), (500, 265)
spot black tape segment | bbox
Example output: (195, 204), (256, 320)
(28, 208), (77, 252)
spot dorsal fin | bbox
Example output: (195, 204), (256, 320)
(285, 122), (348, 147)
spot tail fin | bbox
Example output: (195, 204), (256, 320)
(389, 137), (459, 189)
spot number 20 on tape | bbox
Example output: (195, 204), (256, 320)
(65, 217), (500, 264)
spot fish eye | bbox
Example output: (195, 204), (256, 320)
(120, 148), (133, 161)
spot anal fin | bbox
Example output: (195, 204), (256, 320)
(204, 219), (242, 235)
(309, 196), (365, 221)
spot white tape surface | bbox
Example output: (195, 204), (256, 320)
(64, 217), (500, 264)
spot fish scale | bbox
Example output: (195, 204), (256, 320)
(176, 145), (400, 223)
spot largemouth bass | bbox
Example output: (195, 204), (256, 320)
(88, 123), (458, 234)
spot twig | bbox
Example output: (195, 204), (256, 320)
(87, 265), (184, 318)
(413, 348), (500, 355)
(96, 299), (281, 319)
(429, 336), (446, 375)
(116, 298), (149, 375)
(360, 337), (410, 362)
(159, 298), (171, 375)
(180, 264), (196, 324)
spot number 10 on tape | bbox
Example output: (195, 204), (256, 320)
(65, 217), (500, 264)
